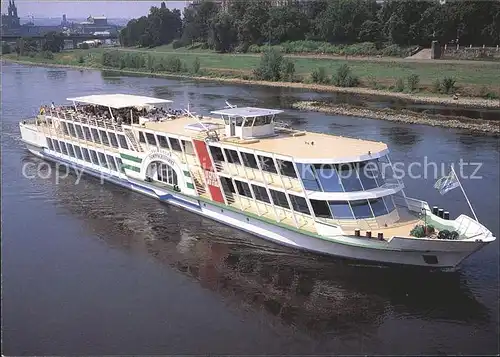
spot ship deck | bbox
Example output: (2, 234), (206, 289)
(141, 116), (388, 160)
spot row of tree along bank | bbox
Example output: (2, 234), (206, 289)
(292, 101), (500, 135)
(119, 0), (500, 54)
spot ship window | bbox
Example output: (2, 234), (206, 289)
(337, 163), (363, 192)
(89, 150), (99, 165)
(277, 159), (297, 178)
(74, 124), (84, 139)
(290, 195), (310, 215)
(82, 148), (91, 162)
(83, 126), (92, 141)
(296, 163), (321, 191)
(210, 146), (225, 162)
(99, 130), (110, 146)
(91, 128), (101, 144)
(157, 163), (178, 185)
(60, 142), (68, 155)
(62, 122), (70, 136)
(68, 123), (77, 137)
(117, 134), (128, 149)
(270, 189), (289, 209)
(351, 200), (373, 219)
(329, 201), (353, 219)
(224, 149), (240, 164)
(115, 157), (125, 173)
(52, 140), (61, 152)
(67, 142), (75, 157)
(46, 138), (54, 150)
(358, 161), (379, 190)
(369, 198), (388, 217)
(257, 155), (277, 173)
(235, 180), (252, 198)
(138, 131), (146, 143)
(314, 164), (343, 192)
(169, 137), (182, 152)
(241, 152), (258, 169)
(157, 135), (169, 149)
(310, 200), (332, 218)
(74, 145), (83, 160)
(145, 132), (157, 146)
(106, 154), (117, 171)
(98, 152), (108, 168)
(220, 177), (236, 194)
(383, 195), (395, 212)
(252, 184), (270, 203)
(108, 132), (119, 148)
(182, 140), (195, 155)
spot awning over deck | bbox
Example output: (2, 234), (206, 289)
(210, 107), (283, 118)
(67, 94), (172, 109)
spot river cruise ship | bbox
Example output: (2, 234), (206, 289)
(19, 94), (495, 269)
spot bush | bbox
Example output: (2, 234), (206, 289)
(479, 86), (499, 99)
(407, 74), (420, 92)
(442, 76), (456, 94)
(78, 55), (84, 64)
(410, 224), (426, 238)
(200, 42), (209, 50)
(164, 57), (182, 72)
(253, 48), (283, 81)
(281, 59), (295, 82)
(172, 39), (184, 49)
(40, 50), (54, 59)
(311, 67), (329, 84)
(333, 64), (359, 87)
(395, 78), (405, 92)
(247, 44), (261, 53)
(192, 57), (201, 74)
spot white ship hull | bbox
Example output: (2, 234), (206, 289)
(20, 129), (491, 271)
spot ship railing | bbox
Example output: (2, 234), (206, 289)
(50, 109), (124, 133)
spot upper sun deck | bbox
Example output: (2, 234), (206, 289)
(140, 114), (388, 162)
(67, 94), (172, 108)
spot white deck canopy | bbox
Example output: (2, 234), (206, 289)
(67, 94), (172, 109)
(210, 107), (283, 117)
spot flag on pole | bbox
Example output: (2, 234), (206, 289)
(434, 169), (460, 195)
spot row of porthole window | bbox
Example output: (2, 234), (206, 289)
(60, 120), (129, 150)
(47, 137), (125, 174)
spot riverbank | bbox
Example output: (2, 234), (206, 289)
(3, 56), (500, 110)
(292, 101), (500, 135)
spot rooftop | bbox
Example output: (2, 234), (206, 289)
(67, 94), (172, 109)
(210, 107), (284, 118)
(141, 115), (388, 161)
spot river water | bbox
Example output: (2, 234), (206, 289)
(2, 62), (499, 355)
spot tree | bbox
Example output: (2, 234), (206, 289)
(209, 12), (237, 53)
(43, 31), (65, 53)
(265, 6), (310, 43)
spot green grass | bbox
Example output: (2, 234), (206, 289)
(4, 46), (500, 97)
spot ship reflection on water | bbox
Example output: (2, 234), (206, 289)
(38, 155), (490, 336)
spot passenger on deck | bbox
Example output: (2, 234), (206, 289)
(51, 102), (56, 110)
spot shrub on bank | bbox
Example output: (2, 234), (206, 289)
(441, 76), (456, 94)
(332, 64), (359, 87)
(311, 67), (329, 84)
(395, 78), (405, 92)
(253, 49), (284, 81)
(407, 74), (420, 92)
(192, 57), (201, 74)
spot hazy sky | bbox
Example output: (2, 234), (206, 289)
(1, 0), (189, 19)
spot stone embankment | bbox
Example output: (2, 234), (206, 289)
(292, 101), (500, 135)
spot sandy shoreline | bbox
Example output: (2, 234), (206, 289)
(3, 58), (499, 110)
(292, 101), (500, 135)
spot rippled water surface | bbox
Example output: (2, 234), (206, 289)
(2, 63), (499, 355)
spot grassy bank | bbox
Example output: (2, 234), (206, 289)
(3, 47), (500, 107)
